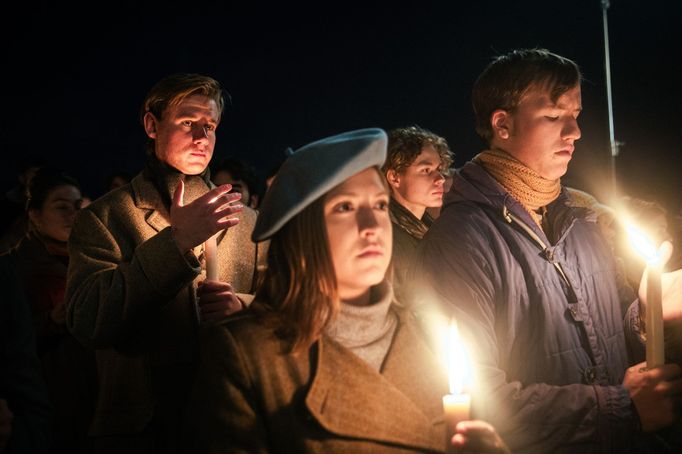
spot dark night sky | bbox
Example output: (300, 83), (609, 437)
(3, 1), (681, 212)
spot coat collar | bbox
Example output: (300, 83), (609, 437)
(131, 173), (170, 233)
(306, 308), (447, 451)
(130, 172), (227, 248)
(448, 161), (585, 246)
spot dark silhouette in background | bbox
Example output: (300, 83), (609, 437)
(2, 2), (680, 215)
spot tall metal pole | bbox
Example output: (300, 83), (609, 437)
(601, 0), (619, 199)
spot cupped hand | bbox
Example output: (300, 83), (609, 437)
(170, 181), (243, 253)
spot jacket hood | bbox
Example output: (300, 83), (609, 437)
(445, 160), (511, 209)
(444, 160), (595, 247)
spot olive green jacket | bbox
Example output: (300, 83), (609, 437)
(184, 306), (448, 453)
(65, 171), (265, 437)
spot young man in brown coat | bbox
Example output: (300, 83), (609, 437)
(65, 74), (264, 453)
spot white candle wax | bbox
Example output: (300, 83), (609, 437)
(443, 393), (471, 452)
(204, 234), (219, 281)
(646, 262), (665, 368)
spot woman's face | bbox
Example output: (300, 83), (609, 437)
(323, 168), (392, 303)
(29, 185), (82, 242)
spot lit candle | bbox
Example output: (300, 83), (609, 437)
(204, 233), (219, 281)
(626, 224), (665, 368)
(442, 320), (472, 452)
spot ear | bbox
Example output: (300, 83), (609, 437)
(143, 112), (158, 139)
(249, 194), (259, 209)
(491, 109), (511, 140)
(28, 208), (39, 225)
(386, 169), (401, 190)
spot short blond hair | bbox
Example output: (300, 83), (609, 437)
(140, 73), (226, 154)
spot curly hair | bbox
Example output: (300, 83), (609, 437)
(382, 126), (453, 175)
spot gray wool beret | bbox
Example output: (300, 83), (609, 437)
(252, 128), (388, 242)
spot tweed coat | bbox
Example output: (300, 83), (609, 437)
(183, 304), (449, 453)
(65, 170), (265, 438)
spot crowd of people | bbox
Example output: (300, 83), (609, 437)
(1, 48), (682, 454)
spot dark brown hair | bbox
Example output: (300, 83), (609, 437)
(382, 126), (453, 175)
(472, 48), (582, 143)
(255, 167), (391, 352)
(254, 196), (338, 352)
(26, 167), (81, 211)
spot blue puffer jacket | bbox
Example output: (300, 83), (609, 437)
(413, 161), (646, 453)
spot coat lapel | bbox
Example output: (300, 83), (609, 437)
(306, 310), (447, 451)
(131, 175), (170, 233)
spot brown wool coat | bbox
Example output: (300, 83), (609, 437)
(65, 172), (265, 438)
(183, 306), (448, 453)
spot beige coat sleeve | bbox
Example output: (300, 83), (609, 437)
(65, 208), (199, 349)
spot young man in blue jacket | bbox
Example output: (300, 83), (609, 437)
(413, 48), (682, 453)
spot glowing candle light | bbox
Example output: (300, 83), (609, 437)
(626, 224), (664, 368)
(442, 319), (472, 452)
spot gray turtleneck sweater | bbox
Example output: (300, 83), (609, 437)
(324, 282), (398, 371)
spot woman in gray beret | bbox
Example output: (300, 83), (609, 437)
(183, 128), (508, 453)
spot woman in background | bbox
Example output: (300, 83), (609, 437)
(4, 168), (96, 453)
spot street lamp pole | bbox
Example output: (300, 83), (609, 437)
(601, 0), (620, 199)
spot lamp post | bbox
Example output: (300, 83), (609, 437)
(601, 0), (621, 199)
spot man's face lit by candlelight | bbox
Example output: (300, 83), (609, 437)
(387, 145), (447, 214)
(491, 85), (582, 180)
(144, 94), (220, 175)
(324, 168), (392, 302)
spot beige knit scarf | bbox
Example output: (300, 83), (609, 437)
(473, 149), (561, 226)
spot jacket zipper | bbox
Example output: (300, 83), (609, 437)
(502, 206), (576, 302)
(502, 205), (608, 379)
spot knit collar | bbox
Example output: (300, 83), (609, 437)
(473, 148), (561, 227)
(389, 199), (433, 240)
(142, 154), (213, 210)
(324, 280), (395, 349)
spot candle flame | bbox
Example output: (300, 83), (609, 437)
(626, 224), (660, 265)
(445, 319), (472, 395)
